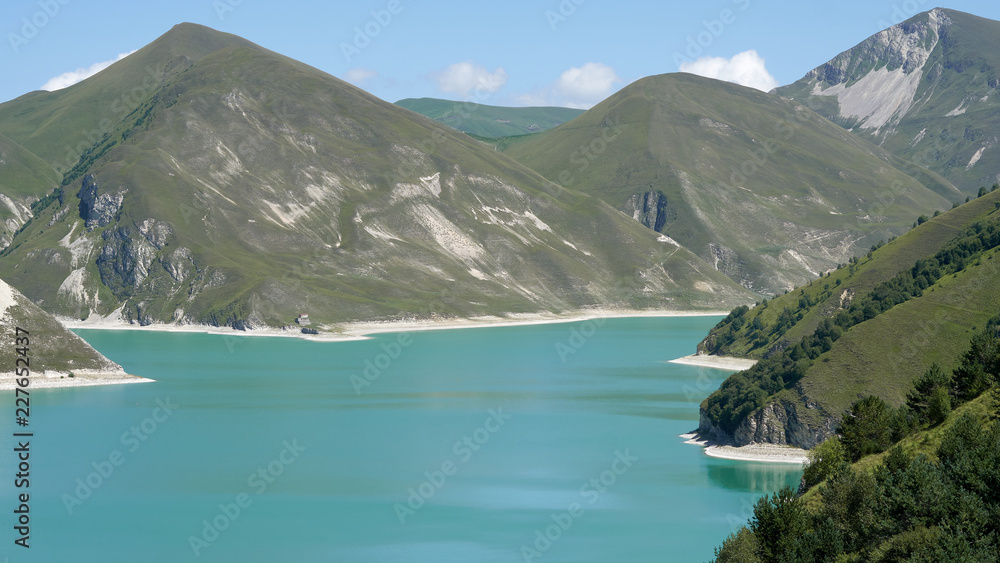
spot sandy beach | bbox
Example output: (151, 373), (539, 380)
(668, 354), (757, 371)
(0, 370), (154, 391)
(59, 308), (732, 342)
(680, 433), (808, 465)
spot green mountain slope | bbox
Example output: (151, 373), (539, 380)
(502, 73), (956, 295)
(0, 133), (60, 248)
(697, 188), (1000, 448)
(715, 392), (999, 562)
(775, 8), (1000, 194)
(0, 24), (753, 329)
(395, 98), (583, 137)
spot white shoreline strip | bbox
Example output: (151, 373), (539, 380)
(60, 309), (730, 342)
(0, 373), (154, 391)
(668, 354), (757, 371)
(679, 433), (808, 465)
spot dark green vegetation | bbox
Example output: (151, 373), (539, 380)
(698, 188), (1000, 447)
(777, 8), (1000, 194)
(395, 98), (582, 138)
(0, 279), (123, 375)
(717, 415), (1000, 561)
(502, 72), (956, 295)
(713, 320), (1000, 562)
(0, 23), (752, 329)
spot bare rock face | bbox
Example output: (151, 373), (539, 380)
(731, 394), (837, 449)
(78, 175), (126, 230)
(624, 191), (671, 231)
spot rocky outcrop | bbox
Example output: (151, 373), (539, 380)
(624, 191), (671, 232)
(729, 393), (837, 449)
(97, 226), (159, 292)
(160, 246), (196, 282)
(78, 175), (126, 230)
(809, 9), (950, 88)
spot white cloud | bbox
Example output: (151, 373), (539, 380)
(432, 62), (508, 99)
(552, 63), (621, 108)
(679, 50), (778, 92)
(517, 62), (621, 109)
(41, 51), (137, 91)
(343, 68), (378, 86)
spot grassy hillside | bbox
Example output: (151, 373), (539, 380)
(395, 98), (582, 137)
(0, 133), (60, 247)
(502, 72), (955, 294)
(698, 188), (1000, 447)
(702, 188), (1000, 359)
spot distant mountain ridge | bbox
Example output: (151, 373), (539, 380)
(776, 8), (1000, 193)
(395, 98), (583, 138)
(502, 72), (957, 295)
(0, 23), (752, 329)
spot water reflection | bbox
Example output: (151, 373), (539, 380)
(706, 460), (803, 493)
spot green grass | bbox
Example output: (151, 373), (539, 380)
(705, 189), (1000, 358)
(395, 98), (583, 138)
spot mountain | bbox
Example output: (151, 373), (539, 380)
(395, 98), (583, 137)
(697, 187), (1000, 448)
(775, 8), (1000, 194)
(502, 73), (958, 295)
(0, 23), (753, 329)
(0, 277), (126, 378)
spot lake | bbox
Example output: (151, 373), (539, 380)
(1, 316), (800, 562)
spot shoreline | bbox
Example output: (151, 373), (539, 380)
(668, 354), (757, 371)
(0, 371), (154, 391)
(680, 433), (808, 465)
(60, 309), (731, 342)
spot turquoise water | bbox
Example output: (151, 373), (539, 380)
(1, 317), (800, 562)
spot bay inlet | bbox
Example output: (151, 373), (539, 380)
(0, 316), (801, 562)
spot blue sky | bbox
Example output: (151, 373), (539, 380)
(3, 1), (1000, 107)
